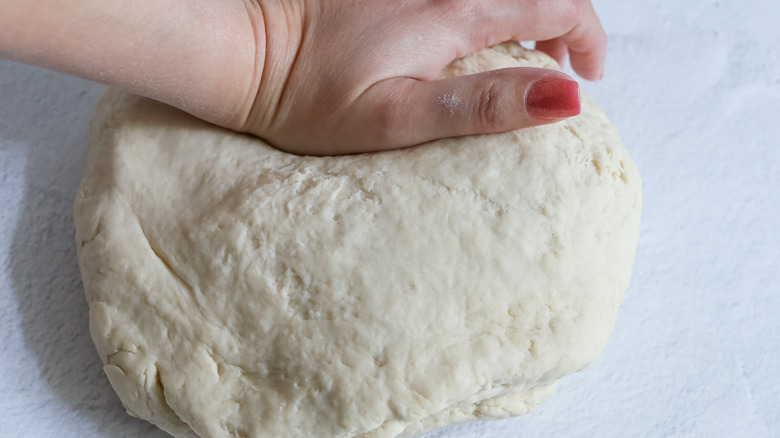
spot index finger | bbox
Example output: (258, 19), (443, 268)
(349, 0), (607, 82)
(555, 0), (607, 80)
(513, 1), (607, 80)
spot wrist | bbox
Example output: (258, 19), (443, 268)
(0, 0), (262, 132)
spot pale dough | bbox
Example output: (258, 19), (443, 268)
(74, 43), (641, 438)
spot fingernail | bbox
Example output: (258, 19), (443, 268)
(526, 77), (581, 121)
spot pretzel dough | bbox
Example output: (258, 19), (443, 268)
(75, 44), (641, 438)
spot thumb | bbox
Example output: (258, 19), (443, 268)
(355, 68), (580, 152)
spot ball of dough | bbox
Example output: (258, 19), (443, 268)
(75, 43), (641, 438)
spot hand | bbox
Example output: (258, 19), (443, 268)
(0, 0), (607, 155)
(234, 0), (607, 154)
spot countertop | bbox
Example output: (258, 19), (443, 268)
(1, 0), (778, 436)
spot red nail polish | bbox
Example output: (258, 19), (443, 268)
(526, 77), (581, 121)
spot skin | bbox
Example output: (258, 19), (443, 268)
(0, 0), (607, 155)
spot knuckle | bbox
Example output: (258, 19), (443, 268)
(430, 0), (482, 19)
(564, 0), (589, 14)
(367, 97), (405, 147)
(552, 0), (590, 26)
(431, 0), (472, 9)
(474, 81), (510, 131)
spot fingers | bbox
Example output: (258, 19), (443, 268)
(534, 38), (569, 67)
(556, 1), (607, 80)
(343, 68), (580, 154)
(457, 0), (607, 81)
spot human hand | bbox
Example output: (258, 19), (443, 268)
(234, 0), (607, 155)
(0, 0), (606, 155)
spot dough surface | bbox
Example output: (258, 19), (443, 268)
(75, 43), (641, 438)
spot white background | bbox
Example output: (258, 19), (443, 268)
(1, 0), (778, 436)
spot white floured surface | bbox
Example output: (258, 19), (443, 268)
(1, 0), (779, 437)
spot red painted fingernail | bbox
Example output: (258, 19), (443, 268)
(526, 77), (581, 121)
